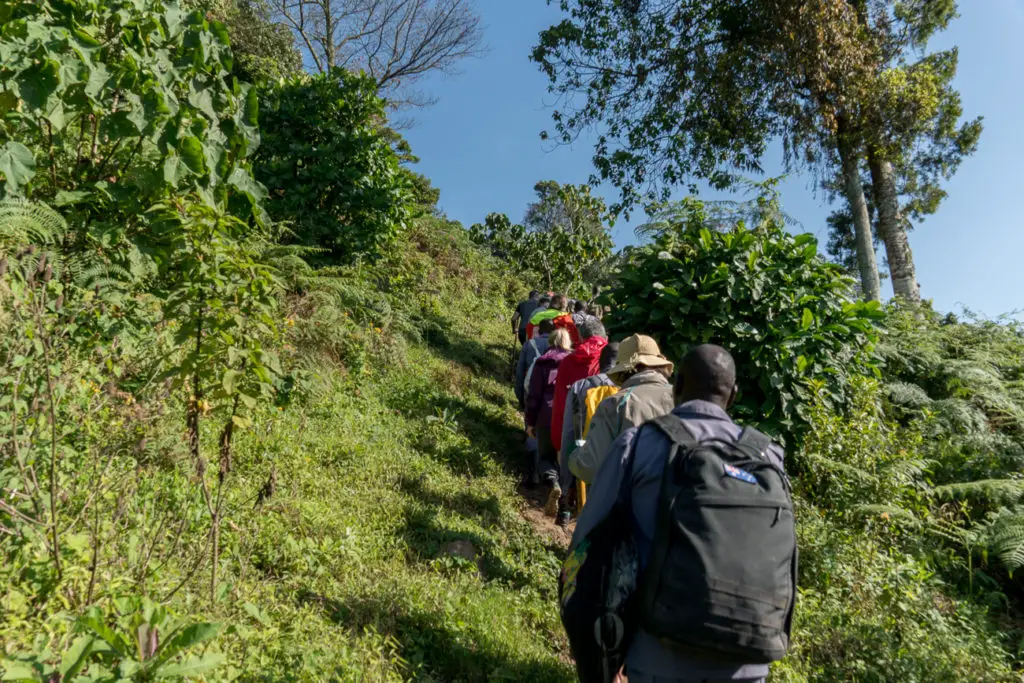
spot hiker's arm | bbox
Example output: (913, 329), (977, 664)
(571, 428), (636, 548)
(559, 390), (577, 467)
(514, 350), (528, 405)
(511, 309), (521, 334)
(525, 365), (542, 428)
(569, 403), (615, 485)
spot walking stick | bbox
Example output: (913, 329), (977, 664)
(576, 480), (587, 515)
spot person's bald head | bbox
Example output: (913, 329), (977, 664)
(674, 344), (738, 410)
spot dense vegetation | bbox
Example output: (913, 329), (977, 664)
(2, 0), (1023, 681)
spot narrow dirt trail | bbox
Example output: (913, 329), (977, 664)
(518, 481), (574, 548)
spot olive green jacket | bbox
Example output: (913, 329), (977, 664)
(568, 370), (675, 485)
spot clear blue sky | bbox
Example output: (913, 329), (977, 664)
(402, 1), (1023, 317)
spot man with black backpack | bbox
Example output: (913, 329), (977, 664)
(562, 344), (795, 683)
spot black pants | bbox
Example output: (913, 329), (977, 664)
(535, 425), (559, 485)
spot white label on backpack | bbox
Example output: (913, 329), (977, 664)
(723, 463), (758, 485)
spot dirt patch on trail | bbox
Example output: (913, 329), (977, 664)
(518, 482), (575, 549)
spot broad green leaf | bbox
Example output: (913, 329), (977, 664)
(154, 622), (221, 657)
(59, 636), (96, 678)
(0, 142), (37, 196)
(153, 653), (225, 678)
(16, 58), (60, 110)
(0, 661), (37, 681)
(243, 86), (259, 127)
(227, 167), (268, 205)
(178, 136), (205, 174)
(163, 153), (189, 189)
(801, 308), (814, 330)
(222, 369), (240, 394)
(55, 190), (92, 206)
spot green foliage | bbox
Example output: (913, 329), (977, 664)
(254, 69), (412, 263)
(0, 0), (267, 233)
(604, 196), (883, 443)
(2, 598), (224, 682)
(796, 376), (930, 515)
(471, 181), (613, 296)
(770, 377), (1017, 681)
(204, 0), (302, 84)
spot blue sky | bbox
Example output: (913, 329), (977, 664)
(402, 1), (1023, 317)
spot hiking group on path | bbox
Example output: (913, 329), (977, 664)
(510, 291), (797, 683)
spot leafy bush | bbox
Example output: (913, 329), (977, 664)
(470, 182), (613, 298)
(604, 197), (884, 443)
(0, 0), (266, 233)
(254, 69), (411, 263)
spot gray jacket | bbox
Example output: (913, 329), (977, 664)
(572, 400), (785, 681)
(515, 333), (548, 406)
(568, 370), (675, 485)
(558, 373), (615, 491)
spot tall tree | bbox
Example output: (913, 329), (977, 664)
(532, 0), (885, 299)
(532, 0), (979, 302)
(861, 42), (982, 300)
(270, 0), (483, 104)
(523, 180), (608, 240)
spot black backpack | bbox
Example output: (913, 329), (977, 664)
(638, 414), (797, 663)
(559, 445), (640, 683)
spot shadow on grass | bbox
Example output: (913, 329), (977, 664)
(399, 473), (502, 527)
(398, 502), (554, 595)
(298, 590), (573, 683)
(419, 312), (513, 383)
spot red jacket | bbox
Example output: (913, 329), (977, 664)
(553, 313), (580, 346)
(551, 335), (608, 452)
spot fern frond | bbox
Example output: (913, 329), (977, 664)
(980, 507), (1024, 575)
(0, 199), (66, 251)
(934, 479), (1024, 506)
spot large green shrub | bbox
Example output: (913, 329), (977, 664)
(254, 69), (411, 264)
(604, 198), (884, 443)
(0, 0), (266, 238)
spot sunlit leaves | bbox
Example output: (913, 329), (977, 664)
(0, 142), (36, 196)
(604, 194), (883, 445)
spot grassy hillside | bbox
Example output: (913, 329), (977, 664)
(0, 214), (576, 682)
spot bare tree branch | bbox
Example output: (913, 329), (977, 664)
(271, 0), (484, 106)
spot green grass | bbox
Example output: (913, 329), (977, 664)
(211, 310), (574, 681)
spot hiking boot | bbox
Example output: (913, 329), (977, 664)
(556, 510), (571, 529)
(545, 482), (562, 517)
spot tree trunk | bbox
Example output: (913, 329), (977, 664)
(869, 152), (920, 301)
(837, 140), (881, 301)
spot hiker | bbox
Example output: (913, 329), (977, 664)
(517, 318), (556, 468)
(549, 294), (581, 345)
(569, 334), (675, 486)
(516, 318), (556, 408)
(525, 294), (558, 340)
(568, 344), (792, 683)
(512, 290), (541, 345)
(525, 327), (573, 493)
(571, 300), (599, 330)
(556, 342), (619, 527)
(547, 318), (609, 521)
(551, 318), (609, 456)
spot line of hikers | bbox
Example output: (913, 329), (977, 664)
(510, 290), (797, 683)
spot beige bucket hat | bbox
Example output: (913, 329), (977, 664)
(607, 334), (674, 376)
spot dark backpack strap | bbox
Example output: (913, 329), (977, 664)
(649, 414), (700, 451)
(734, 427), (773, 461)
